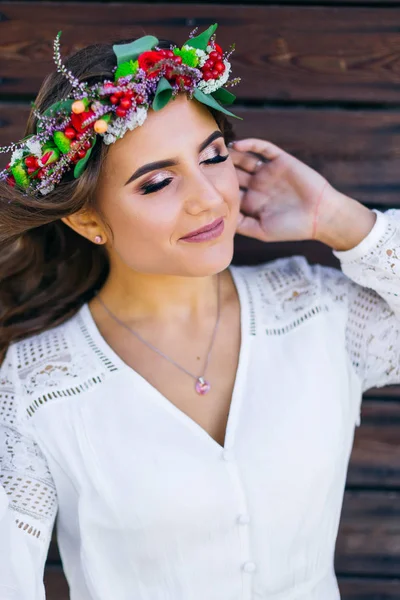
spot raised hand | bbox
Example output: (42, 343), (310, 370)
(229, 138), (333, 243)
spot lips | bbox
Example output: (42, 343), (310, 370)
(181, 217), (224, 240)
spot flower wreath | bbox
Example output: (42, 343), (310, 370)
(0, 23), (241, 197)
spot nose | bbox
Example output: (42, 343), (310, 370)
(183, 167), (224, 216)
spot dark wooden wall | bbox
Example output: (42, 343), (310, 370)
(1, 1), (400, 598)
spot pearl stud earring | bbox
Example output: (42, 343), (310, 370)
(94, 235), (103, 244)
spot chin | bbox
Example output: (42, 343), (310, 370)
(182, 237), (235, 277)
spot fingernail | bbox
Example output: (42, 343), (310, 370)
(227, 141), (235, 148)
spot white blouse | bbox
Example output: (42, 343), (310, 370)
(1, 208), (400, 600)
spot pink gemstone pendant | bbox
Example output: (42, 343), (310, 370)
(195, 377), (211, 395)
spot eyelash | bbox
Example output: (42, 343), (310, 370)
(139, 153), (229, 195)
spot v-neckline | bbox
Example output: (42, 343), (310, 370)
(79, 265), (253, 453)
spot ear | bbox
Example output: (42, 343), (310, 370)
(61, 208), (107, 244)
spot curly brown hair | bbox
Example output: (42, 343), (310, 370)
(0, 35), (236, 362)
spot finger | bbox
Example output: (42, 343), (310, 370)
(236, 168), (252, 190)
(231, 138), (283, 161)
(229, 146), (264, 174)
(236, 212), (267, 241)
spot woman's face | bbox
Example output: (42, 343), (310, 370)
(96, 93), (240, 278)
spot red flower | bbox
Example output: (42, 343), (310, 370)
(138, 51), (165, 78)
(71, 110), (95, 132)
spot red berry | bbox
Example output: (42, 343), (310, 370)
(173, 55), (182, 64)
(104, 82), (114, 89)
(113, 90), (124, 99)
(215, 43), (223, 55)
(159, 50), (167, 57)
(110, 95), (119, 105)
(136, 95), (144, 104)
(83, 140), (92, 150)
(212, 69), (219, 78)
(64, 127), (76, 139)
(37, 168), (46, 178)
(27, 166), (37, 175)
(214, 61), (225, 74)
(204, 59), (214, 69)
(115, 107), (127, 117)
(5, 162), (11, 169)
(203, 71), (213, 81)
(119, 97), (132, 110)
(25, 155), (38, 168)
(183, 75), (192, 86)
(78, 149), (87, 159)
(6, 175), (16, 187)
(166, 50), (174, 58)
(210, 51), (220, 61)
(124, 89), (134, 99)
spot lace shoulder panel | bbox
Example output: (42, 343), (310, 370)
(243, 254), (400, 393)
(13, 308), (120, 416)
(238, 255), (336, 336)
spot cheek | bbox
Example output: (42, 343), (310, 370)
(217, 161), (240, 208)
(108, 191), (180, 248)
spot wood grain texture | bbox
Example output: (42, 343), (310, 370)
(1, 3), (400, 101)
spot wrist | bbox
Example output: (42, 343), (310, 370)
(314, 187), (377, 252)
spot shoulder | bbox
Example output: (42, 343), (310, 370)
(1, 305), (121, 420)
(231, 255), (350, 334)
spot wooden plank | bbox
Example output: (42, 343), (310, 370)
(339, 577), (400, 599)
(348, 401), (400, 488)
(43, 566), (400, 600)
(336, 491), (400, 575)
(2, 4), (400, 102)
(2, 104), (400, 208)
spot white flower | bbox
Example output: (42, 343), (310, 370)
(103, 133), (117, 145)
(25, 138), (42, 158)
(10, 149), (24, 166)
(101, 107), (148, 144)
(198, 60), (231, 94)
(39, 183), (55, 195)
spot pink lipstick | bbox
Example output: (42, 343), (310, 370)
(180, 217), (225, 243)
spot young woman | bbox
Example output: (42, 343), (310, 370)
(0, 26), (399, 600)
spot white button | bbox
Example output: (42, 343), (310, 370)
(242, 561), (256, 573)
(237, 514), (250, 525)
(222, 449), (234, 461)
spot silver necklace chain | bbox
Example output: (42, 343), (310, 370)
(94, 273), (221, 395)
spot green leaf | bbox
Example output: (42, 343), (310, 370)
(73, 146), (94, 179)
(212, 88), (236, 106)
(43, 99), (74, 119)
(113, 36), (158, 65)
(184, 23), (218, 51)
(193, 89), (242, 120)
(152, 78), (173, 112)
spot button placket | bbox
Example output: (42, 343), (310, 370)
(220, 447), (255, 599)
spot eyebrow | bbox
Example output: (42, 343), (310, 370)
(124, 130), (224, 186)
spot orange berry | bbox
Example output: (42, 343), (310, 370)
(72, 100), (86, 114)
(94, 119), (108, 134)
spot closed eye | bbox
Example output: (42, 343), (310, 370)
(139, 154), (229, 195)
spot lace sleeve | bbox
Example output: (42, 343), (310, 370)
(303, 208), (400, 407)
(0, 343), (58, 599)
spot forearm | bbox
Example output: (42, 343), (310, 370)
(316, 187), (377, 252)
